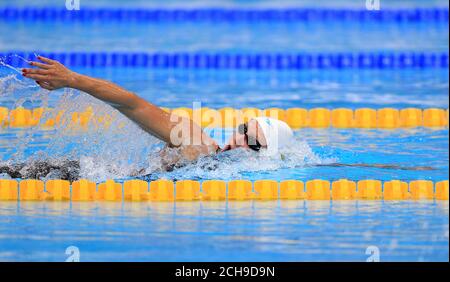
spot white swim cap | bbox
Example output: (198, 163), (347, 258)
(252, 117), (294, 155)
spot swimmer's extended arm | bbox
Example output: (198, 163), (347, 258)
(22, 56), (218, 157)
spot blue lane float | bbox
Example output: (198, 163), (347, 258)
(1, 52), (448, 69)
(0, 7), (448, 23)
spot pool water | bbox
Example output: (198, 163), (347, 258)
(1, 126), (448, 182)
(0, 0), (449, 262)
(0, 201), (448, 262)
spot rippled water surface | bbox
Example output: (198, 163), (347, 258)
(0, 201), (448, 262)
(1, 127), (448, 182)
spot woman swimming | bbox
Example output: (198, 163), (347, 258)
(1, 55), (432, 180)
(21, 56), (292, 160)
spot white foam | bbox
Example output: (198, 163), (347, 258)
(146, 136), (322, 181)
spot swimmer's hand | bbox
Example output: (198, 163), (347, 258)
(22, 56), (75, 91)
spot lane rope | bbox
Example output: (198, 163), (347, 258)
(1, 107), (448, 129)
(0, 7), (448, 23)
(0, 179), (448, 201)
(1, 52), (448, 69)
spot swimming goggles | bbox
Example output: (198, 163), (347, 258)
(238, 123), (262, 152)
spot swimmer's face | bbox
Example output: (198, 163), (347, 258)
(221, 119), (267, 152)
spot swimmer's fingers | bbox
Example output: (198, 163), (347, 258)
(23, 73), (48, 81)
(24, 57), (72, 90)
(22, 68), (49, 75)
(37, 55), (57, 65)
(29, 61), (51, 69)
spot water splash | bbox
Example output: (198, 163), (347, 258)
(0, 54), (34, 76)
(0, 74), (39, 97)
(145, 137), (323, 181)
(0, 62), (323, 182)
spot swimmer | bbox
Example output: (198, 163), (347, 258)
(21, 56), (292, 165)
(8, 55), (433, 181)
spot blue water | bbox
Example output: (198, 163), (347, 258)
(0, 201), (448, 262)
(2, 68), (449, 110)
(0, 0), (448, 262)
(1, 127), (448, 182)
